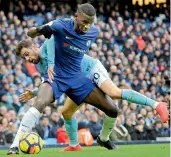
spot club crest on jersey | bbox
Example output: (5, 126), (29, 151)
(86, 40), (91, 47)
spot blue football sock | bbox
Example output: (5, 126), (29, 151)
(121, 89), (157, 108)
(64, 116), (78, 147)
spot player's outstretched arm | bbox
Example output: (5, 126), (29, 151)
(27, 25), (53, 39)
(28, 20), (60, 39)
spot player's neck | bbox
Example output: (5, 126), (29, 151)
(73, 20), (79, 33)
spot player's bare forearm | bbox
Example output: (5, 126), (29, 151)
(27, 27), (41, 38)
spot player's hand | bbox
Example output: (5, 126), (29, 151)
(48, 66), (55, 82)
(19, 89), (34, 102)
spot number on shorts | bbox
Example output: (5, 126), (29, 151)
(93, 73), (100, 84)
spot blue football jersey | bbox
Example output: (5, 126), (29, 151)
(36, 38), (98, 77)
(47, 18), (99, 76)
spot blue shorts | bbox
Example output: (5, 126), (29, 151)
(43, 72), (95, 105)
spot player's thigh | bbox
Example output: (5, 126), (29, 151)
(89, 61), (111, 89)
(90, 61), (122, 99)
(33, 82), (54, 112)
(62, 97), (83, 120)
(89, 61), (109, 87)
(37, 82), (54, 101)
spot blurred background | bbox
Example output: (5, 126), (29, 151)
(0, 0), (170, 146)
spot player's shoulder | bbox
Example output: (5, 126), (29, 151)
(90, 24), (99, 32)
(91, 24), (98, 30)
(43, 36), (54, 45)
(41, 36), (54, 51)
(48, 18), (72, 32)
(88, 24), (99, 36)
(56, 18), (72, 24)
(48, 18), (71, 26)
(83, 54), (98, 62)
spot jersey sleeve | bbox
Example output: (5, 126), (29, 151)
(46, 37), (55, 67)
(92, 25), (99, 43)
(45, 20), (62, 34)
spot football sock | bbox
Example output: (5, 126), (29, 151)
(100, 114), (116, 142)
(64, 116), (78, 147)
(121, 89), (158, 109)
(10, 107), (41, 148)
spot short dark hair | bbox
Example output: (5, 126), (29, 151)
(77, 3), (96, 16)
(15, 39), (33, 56)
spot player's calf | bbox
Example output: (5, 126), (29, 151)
(61, 97), (81, 120)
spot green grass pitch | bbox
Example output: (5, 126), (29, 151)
(0, 144), (170, 157)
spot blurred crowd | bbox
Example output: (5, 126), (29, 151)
(0, 0), (170, 145)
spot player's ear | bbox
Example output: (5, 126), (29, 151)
(74, 13), (78, 20)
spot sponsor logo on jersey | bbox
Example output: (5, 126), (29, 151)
(63, 42), (87, 54)
(69, 45), (87, 53)
(63, 42), (70, 47)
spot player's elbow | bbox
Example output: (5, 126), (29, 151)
(27, 30), (32, 37)
(27, 27), (38, 38)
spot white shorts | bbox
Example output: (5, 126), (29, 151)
(87, 60), (110, 88)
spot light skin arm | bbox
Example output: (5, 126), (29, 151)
(46, 37), (55, 81)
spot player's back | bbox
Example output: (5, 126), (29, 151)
(50, 18), (98, 76)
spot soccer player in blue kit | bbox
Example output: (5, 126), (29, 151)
(7, 3), (120, 154)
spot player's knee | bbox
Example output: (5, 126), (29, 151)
(61, 109), (74, 120)
(33, 98), (48, 113)
(108, 88), (122, 99)
(105, 97), (119, 118)
(106, 109), (118, 118)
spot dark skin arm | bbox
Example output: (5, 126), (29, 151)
(27, 27), (41, 38)
(27, 25), (53, 39)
